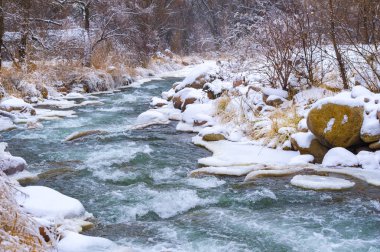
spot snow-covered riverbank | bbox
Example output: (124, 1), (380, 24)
(0, 59), (202, 251)
(138, 61), (380, 191)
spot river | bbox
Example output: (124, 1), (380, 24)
(2, 78), (380, 252)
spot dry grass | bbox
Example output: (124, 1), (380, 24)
(0, 172), (54, 251)
(215, 95), (235, 123)
(266, 104), (302, 147)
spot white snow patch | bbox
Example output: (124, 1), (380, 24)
(291, 132), (315, 149)
(290, 175), (355, 190)
(289, 155), (314, 165)
(262, 87), (288, 99)
(58, 231), (127, 252)
(341, 115), (348, 124)
(324, 118), (335, 133)
(0, 117), (16, 131)
(15, 186), (86, 220)
(174, 62), (218, 91)
(133, 110), (170, 129)
(322, 147), (359, 167)
(193, 136), (299, 167)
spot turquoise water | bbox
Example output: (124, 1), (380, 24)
(2, 78), (380, 252)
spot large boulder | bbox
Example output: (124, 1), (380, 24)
(290, 132), (329, 163)
(307, 101), (364, 148)
(66, 69), (116, 93)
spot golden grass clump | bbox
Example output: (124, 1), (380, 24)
(0, 172), (53, 251)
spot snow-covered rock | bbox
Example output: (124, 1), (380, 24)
(0, 96), (34, 112)
(357, 151), (380, 170)
(65, 92), (86, 100)
(290, 175), (355, 190)
(0, 117), (16, 131)
(289, 154), (314, 165)
(58, 231), (126, 252)
(290, 132), (329, 163)
(150, 97), (169, 107)
(134, 110), (170, 129)
(0, 142), (27, 175)
(15, 186), (86, 220)
(265, 95), (287, 107)
(174, 62), (218, 91)
(322, 147), (359, 167)
(177, 103), (215, 132)
(307, 98), (364, 148)
(262, 87), (288, 99)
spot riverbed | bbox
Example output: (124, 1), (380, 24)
(2, 78), (380, 252)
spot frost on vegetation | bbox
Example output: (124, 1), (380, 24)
(0, 172), (53, 251)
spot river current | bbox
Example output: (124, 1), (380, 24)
(2, 78), (380, 252)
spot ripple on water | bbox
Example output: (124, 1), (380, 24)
(84, 142), (152, 181)
(107, 184), (217, 222)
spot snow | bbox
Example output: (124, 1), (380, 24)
(262, 87), (288, 99)
(150, 97), (168, 107)
(357, 151), (380, 170)
(193, 136), (299, 167)
(313, 95), (364, 109)
(317, 167), (380, 186)
(361, 116), (380, 139)
(291, 132), (315, 149)
(341, 115), (348, 124)
(58, 231), (125, 252)
(65, 92), (86, 100)
(244, 167), (303, 181)
(289, 154), (314, 165)
(351, 85), (373, 99)
(133, 110), (170, 129)
(0, 143), (27, 175)
(174, 62), (218, 91)
(324, 118), (335, 133)
(0, 96), (32, 111)
(0, 117), (16, 131)
(204, 79), (233, 94)
(190, 164), (267, 177)
(198, 125), (228, 138)
(266, 94), (286, 103)
(290, 175), (355, 190)
(322, 147), (359, 167)
(15, 186), (86, 220)
(297, 119), (308, 132)
(174, 87), (206, 102)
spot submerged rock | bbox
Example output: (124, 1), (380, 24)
(64, 130), (107, 142)
(307, 102), (364, 148)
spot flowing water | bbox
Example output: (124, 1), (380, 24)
(2, 78), (380, 252)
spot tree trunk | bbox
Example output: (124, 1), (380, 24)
(19, 0), (31, 72)
(83, 4), (91, 67)
(328, 0), (349, 89)
(0, 0), (3, 70)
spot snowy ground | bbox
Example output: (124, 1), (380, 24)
(136, 60), (380, 192)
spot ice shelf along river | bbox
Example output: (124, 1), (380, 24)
(3, 78), (380, 252)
